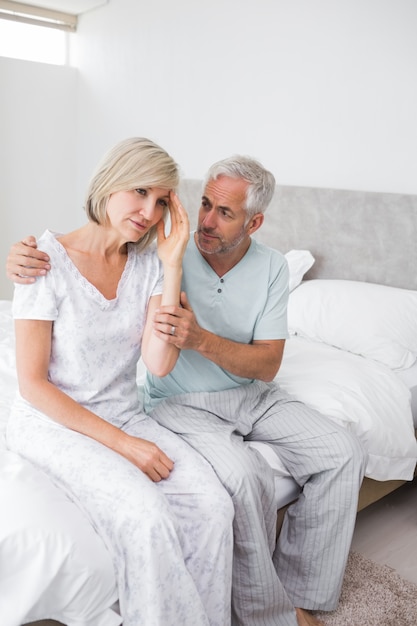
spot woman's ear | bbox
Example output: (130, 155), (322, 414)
(246, 213), (264, 235)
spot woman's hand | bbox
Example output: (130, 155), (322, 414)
(142, 191), (189, 375)
(156, 191), (189, 269)
(118, 433), (174, 482)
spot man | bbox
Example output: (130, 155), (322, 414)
(6, 155), (365, 626)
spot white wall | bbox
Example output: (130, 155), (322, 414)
(0, 57), (79, 299)
(1, 0), (416, 299)
(74, 0), (417, 198)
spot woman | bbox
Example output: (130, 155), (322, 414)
(6, 137), (233, 626)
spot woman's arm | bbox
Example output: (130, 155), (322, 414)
(15, 318), (174, 481)
(141, 191), (189, 376)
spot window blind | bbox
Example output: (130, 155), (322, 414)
(0, 0), (77, 31)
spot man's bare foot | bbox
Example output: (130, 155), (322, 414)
(295, 607), (325, 626)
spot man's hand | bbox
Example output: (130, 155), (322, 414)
(6, 236), (51, 284)
(153, 291), (203, 350)
(153, 291), (284, 381)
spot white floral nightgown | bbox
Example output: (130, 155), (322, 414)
(7, 230), (233, 626)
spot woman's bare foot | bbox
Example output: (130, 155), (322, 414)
(295, 607), (325, 626)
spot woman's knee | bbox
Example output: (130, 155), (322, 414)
(111, 496), (178, 549)
(195, 482), (234, 528)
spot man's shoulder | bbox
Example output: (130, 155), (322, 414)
(250, 238), (287, 265)
(184, 234), (202, 263)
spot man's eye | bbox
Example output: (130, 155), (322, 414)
(135, 188), (147, 196)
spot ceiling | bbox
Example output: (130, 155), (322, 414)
(9, 0), (108, 15)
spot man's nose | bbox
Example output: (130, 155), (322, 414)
(202, 209), (217, 229)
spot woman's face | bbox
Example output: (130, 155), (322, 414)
(106, 187), (170, 241)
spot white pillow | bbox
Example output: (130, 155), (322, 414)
(284, 250), (315, 292)
(288, 279), (417, 370)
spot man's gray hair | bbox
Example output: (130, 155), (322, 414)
(203, 155), (276, 218)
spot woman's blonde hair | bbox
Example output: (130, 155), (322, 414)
(85, 137), (179, 250)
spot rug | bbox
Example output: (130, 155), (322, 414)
(315, 551), (417, 625)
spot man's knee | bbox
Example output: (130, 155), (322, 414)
(335, 428), (366, 477)
(219, 453), (276, 504)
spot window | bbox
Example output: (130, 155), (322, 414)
(0, 18), (69, 64)
(0, 1), (76, 65)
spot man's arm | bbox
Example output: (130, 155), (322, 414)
(192, 329), (285, 382)
(6, 237), (51, 284)
(153, 291), (285, 381)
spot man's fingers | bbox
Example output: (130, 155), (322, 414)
(19, 254), (50, 266)
(6, 274), (36, 285)
(6, 253), (51, 281)
(180, 291), (193, 311)
(6, 263), (49, 280)
(10, 241), (50, 263)
(21, 237), (38, 248)
(18, 263), (48, 273)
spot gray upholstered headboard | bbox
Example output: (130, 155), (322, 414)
(178, 180), (417, 291)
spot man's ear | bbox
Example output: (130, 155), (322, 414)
(246, 213), (264, 235)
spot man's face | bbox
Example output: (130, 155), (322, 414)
(196, 176), (251, 256)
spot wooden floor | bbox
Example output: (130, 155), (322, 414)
(352, 476), (417, 584)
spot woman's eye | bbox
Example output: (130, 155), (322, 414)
(135, 188), (147, 196)
(158, 199), (168, 208)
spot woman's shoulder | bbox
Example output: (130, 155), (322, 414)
(37, 230), (73, 270)
(38, 229), (62, 252)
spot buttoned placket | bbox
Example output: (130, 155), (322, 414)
(216, 277), (225, 294)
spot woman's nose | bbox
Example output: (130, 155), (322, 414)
(140, 198), (157, 220)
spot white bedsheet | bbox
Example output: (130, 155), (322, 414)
(277, 336), (417, 481)
(396, 359), (417, 427)
(0, 451), (120, 626)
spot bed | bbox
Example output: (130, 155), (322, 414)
(1, 180), (417, 626)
